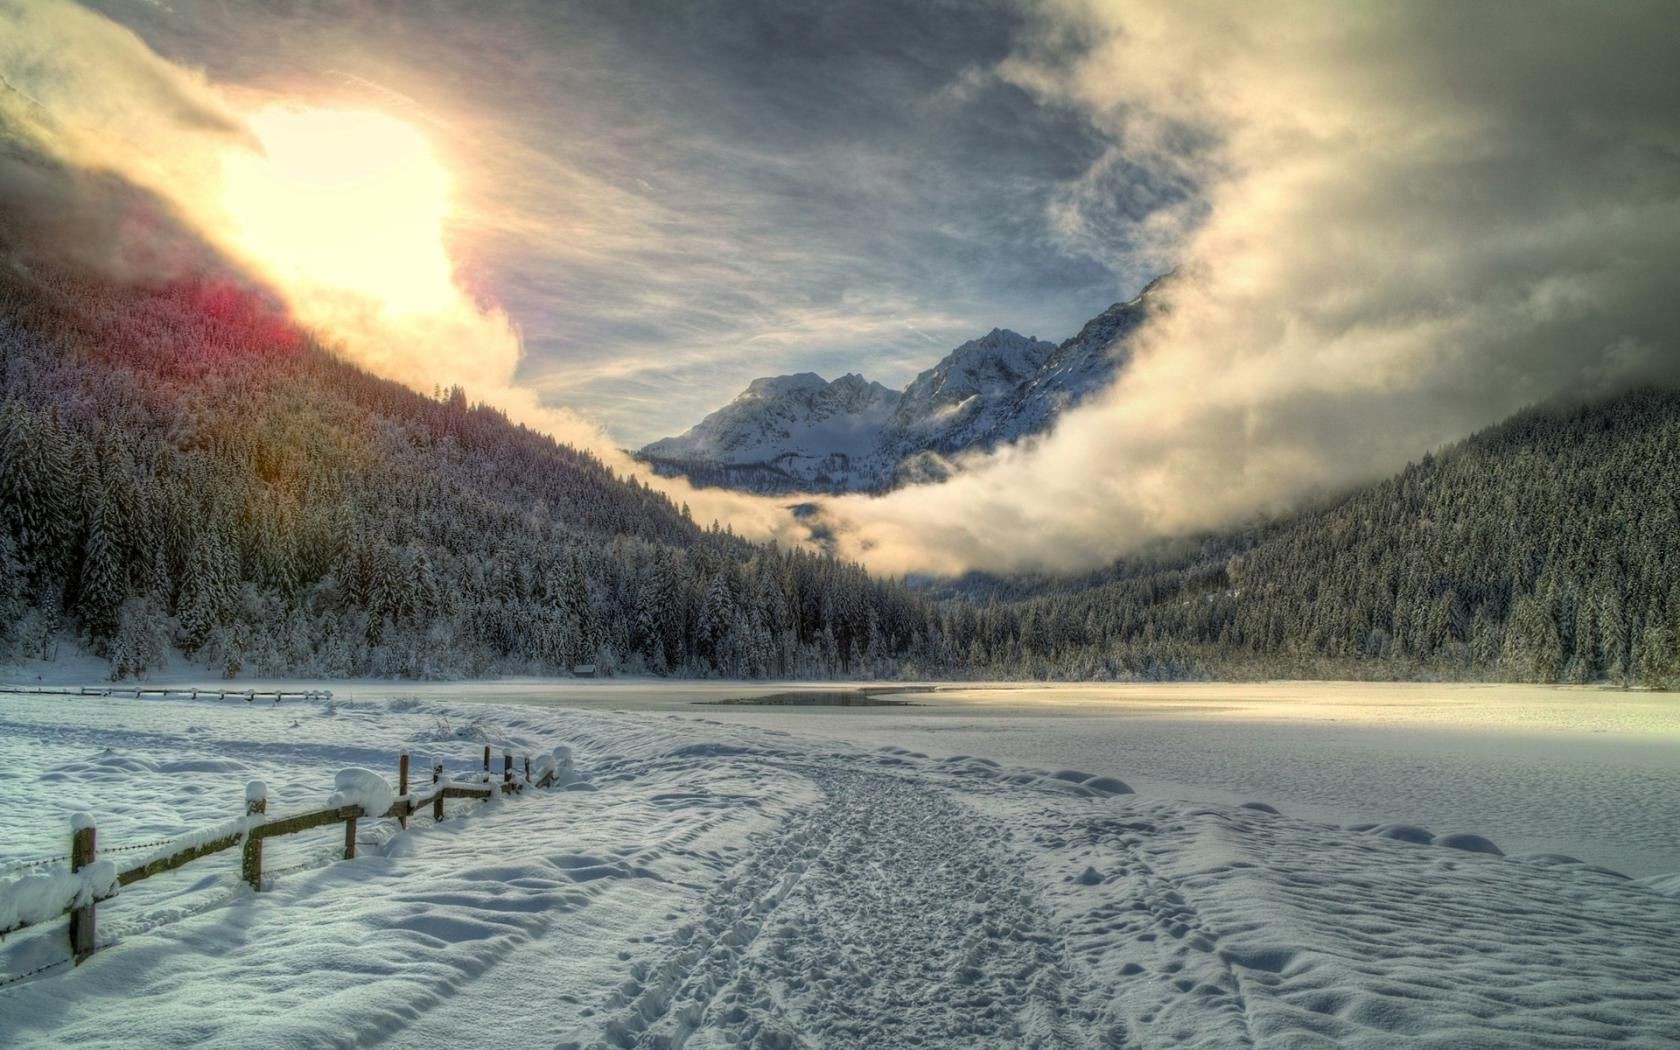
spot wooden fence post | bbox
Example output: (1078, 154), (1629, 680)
(398, 753), (410, 830)
(482, 745), (491, 778)
(432, 761), (445, 822)
(524, 756), (531, 784)
(344, 813), (358, 860)
(503, 753), (513, 789)
(69, 814), (96, 964)
(242, 783), (268, 890)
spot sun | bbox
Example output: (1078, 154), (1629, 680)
(219, 107), (458, 317)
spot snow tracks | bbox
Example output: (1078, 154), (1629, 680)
(588, 763), (1119, 1050)
(579, 729), (1680, 1050)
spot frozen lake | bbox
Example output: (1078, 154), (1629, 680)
(263, 677), (1680, 878)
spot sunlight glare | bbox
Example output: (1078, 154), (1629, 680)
(220, 107), (457, 316)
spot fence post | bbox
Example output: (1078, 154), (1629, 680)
(242, 782), (267, 890)
(482, 745), (491, 780)
(524, 756), (531, 784)
(398, 753), (410, 830)
(432, 761), (445, 822)
(68, 814), (96, 964)
(503, 753), (513, 790)
(344, 813), (358, 860)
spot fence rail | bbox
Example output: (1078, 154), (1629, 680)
(0, 685), (334, 702)
(1, 744), (561, 973)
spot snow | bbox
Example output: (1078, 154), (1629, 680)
(327, 768), (396, 817)
(636, 288), (1157, 494)
(0, 682), (1676, 1047)
(0, 862), (115, 934)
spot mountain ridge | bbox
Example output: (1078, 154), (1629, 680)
(638, 278), (1167, 494)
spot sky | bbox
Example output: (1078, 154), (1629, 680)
(68, 0), (1166, 447)
(3, 0), (1678, 576)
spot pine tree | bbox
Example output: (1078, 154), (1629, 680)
(77, 491), (125, 641)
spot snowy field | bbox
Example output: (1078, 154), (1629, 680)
(0, 680), (1677, 1048)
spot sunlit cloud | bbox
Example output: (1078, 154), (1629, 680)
(221, 107), (457, 317)
(9, 0), (1677, 581)
(805, 0), (1680, 575)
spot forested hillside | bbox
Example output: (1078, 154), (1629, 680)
(1, 198), (1676, 686)
(0, 258), (934, 680)
(951, 389), (1680, 686)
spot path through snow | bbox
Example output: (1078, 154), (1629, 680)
(0, 694), (1676, 1048)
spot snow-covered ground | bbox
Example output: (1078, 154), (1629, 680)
(1, 682), (1677, 1047)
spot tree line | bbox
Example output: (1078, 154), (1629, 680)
(940, 388), (1680, 687)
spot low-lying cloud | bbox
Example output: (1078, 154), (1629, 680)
(810, 0), (1680, 574)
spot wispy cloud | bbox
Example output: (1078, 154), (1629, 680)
(74, 0), (1143, 446)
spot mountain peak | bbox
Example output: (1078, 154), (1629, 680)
(638, 284), (1166, 494)
(743, 372), (830, 398)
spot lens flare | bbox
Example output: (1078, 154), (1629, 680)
(219, 107), (456, 316)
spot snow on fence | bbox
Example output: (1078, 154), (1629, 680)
(0, 685), (334, 703)
(0, 744), (562, 974)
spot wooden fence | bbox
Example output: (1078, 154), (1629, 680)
(1, 744), (560, 970)
(0, 685), (334, 702)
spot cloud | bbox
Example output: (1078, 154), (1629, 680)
(11, 0), (1678, 580)
(0, 0), (251, 278)
(809, 0), (1680, 574)
(68, 0), (1150, 447)
(0, 0), (791, 537)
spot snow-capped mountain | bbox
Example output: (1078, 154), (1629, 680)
(639, 279), (1166, 494)
(638, 372), (900, 492)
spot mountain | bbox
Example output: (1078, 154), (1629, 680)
(0, 166), (937, 682)
(638, 372), (901, 493)
(638, 278), (1167, 494)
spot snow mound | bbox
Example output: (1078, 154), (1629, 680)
(0, 860), (116, 932)
(41, 749), (160, 782)
(1239, 801), (1281, 814)
(1433, 832), (1504, 856)
(1515, 852), (1586, 867)
(159, 758), (248, 774)
(1082, 777), (1132, 796)
(1513, 853), (1629, 880)
(1369, 823), (1434, 844)
(328, 768), (397, 818)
